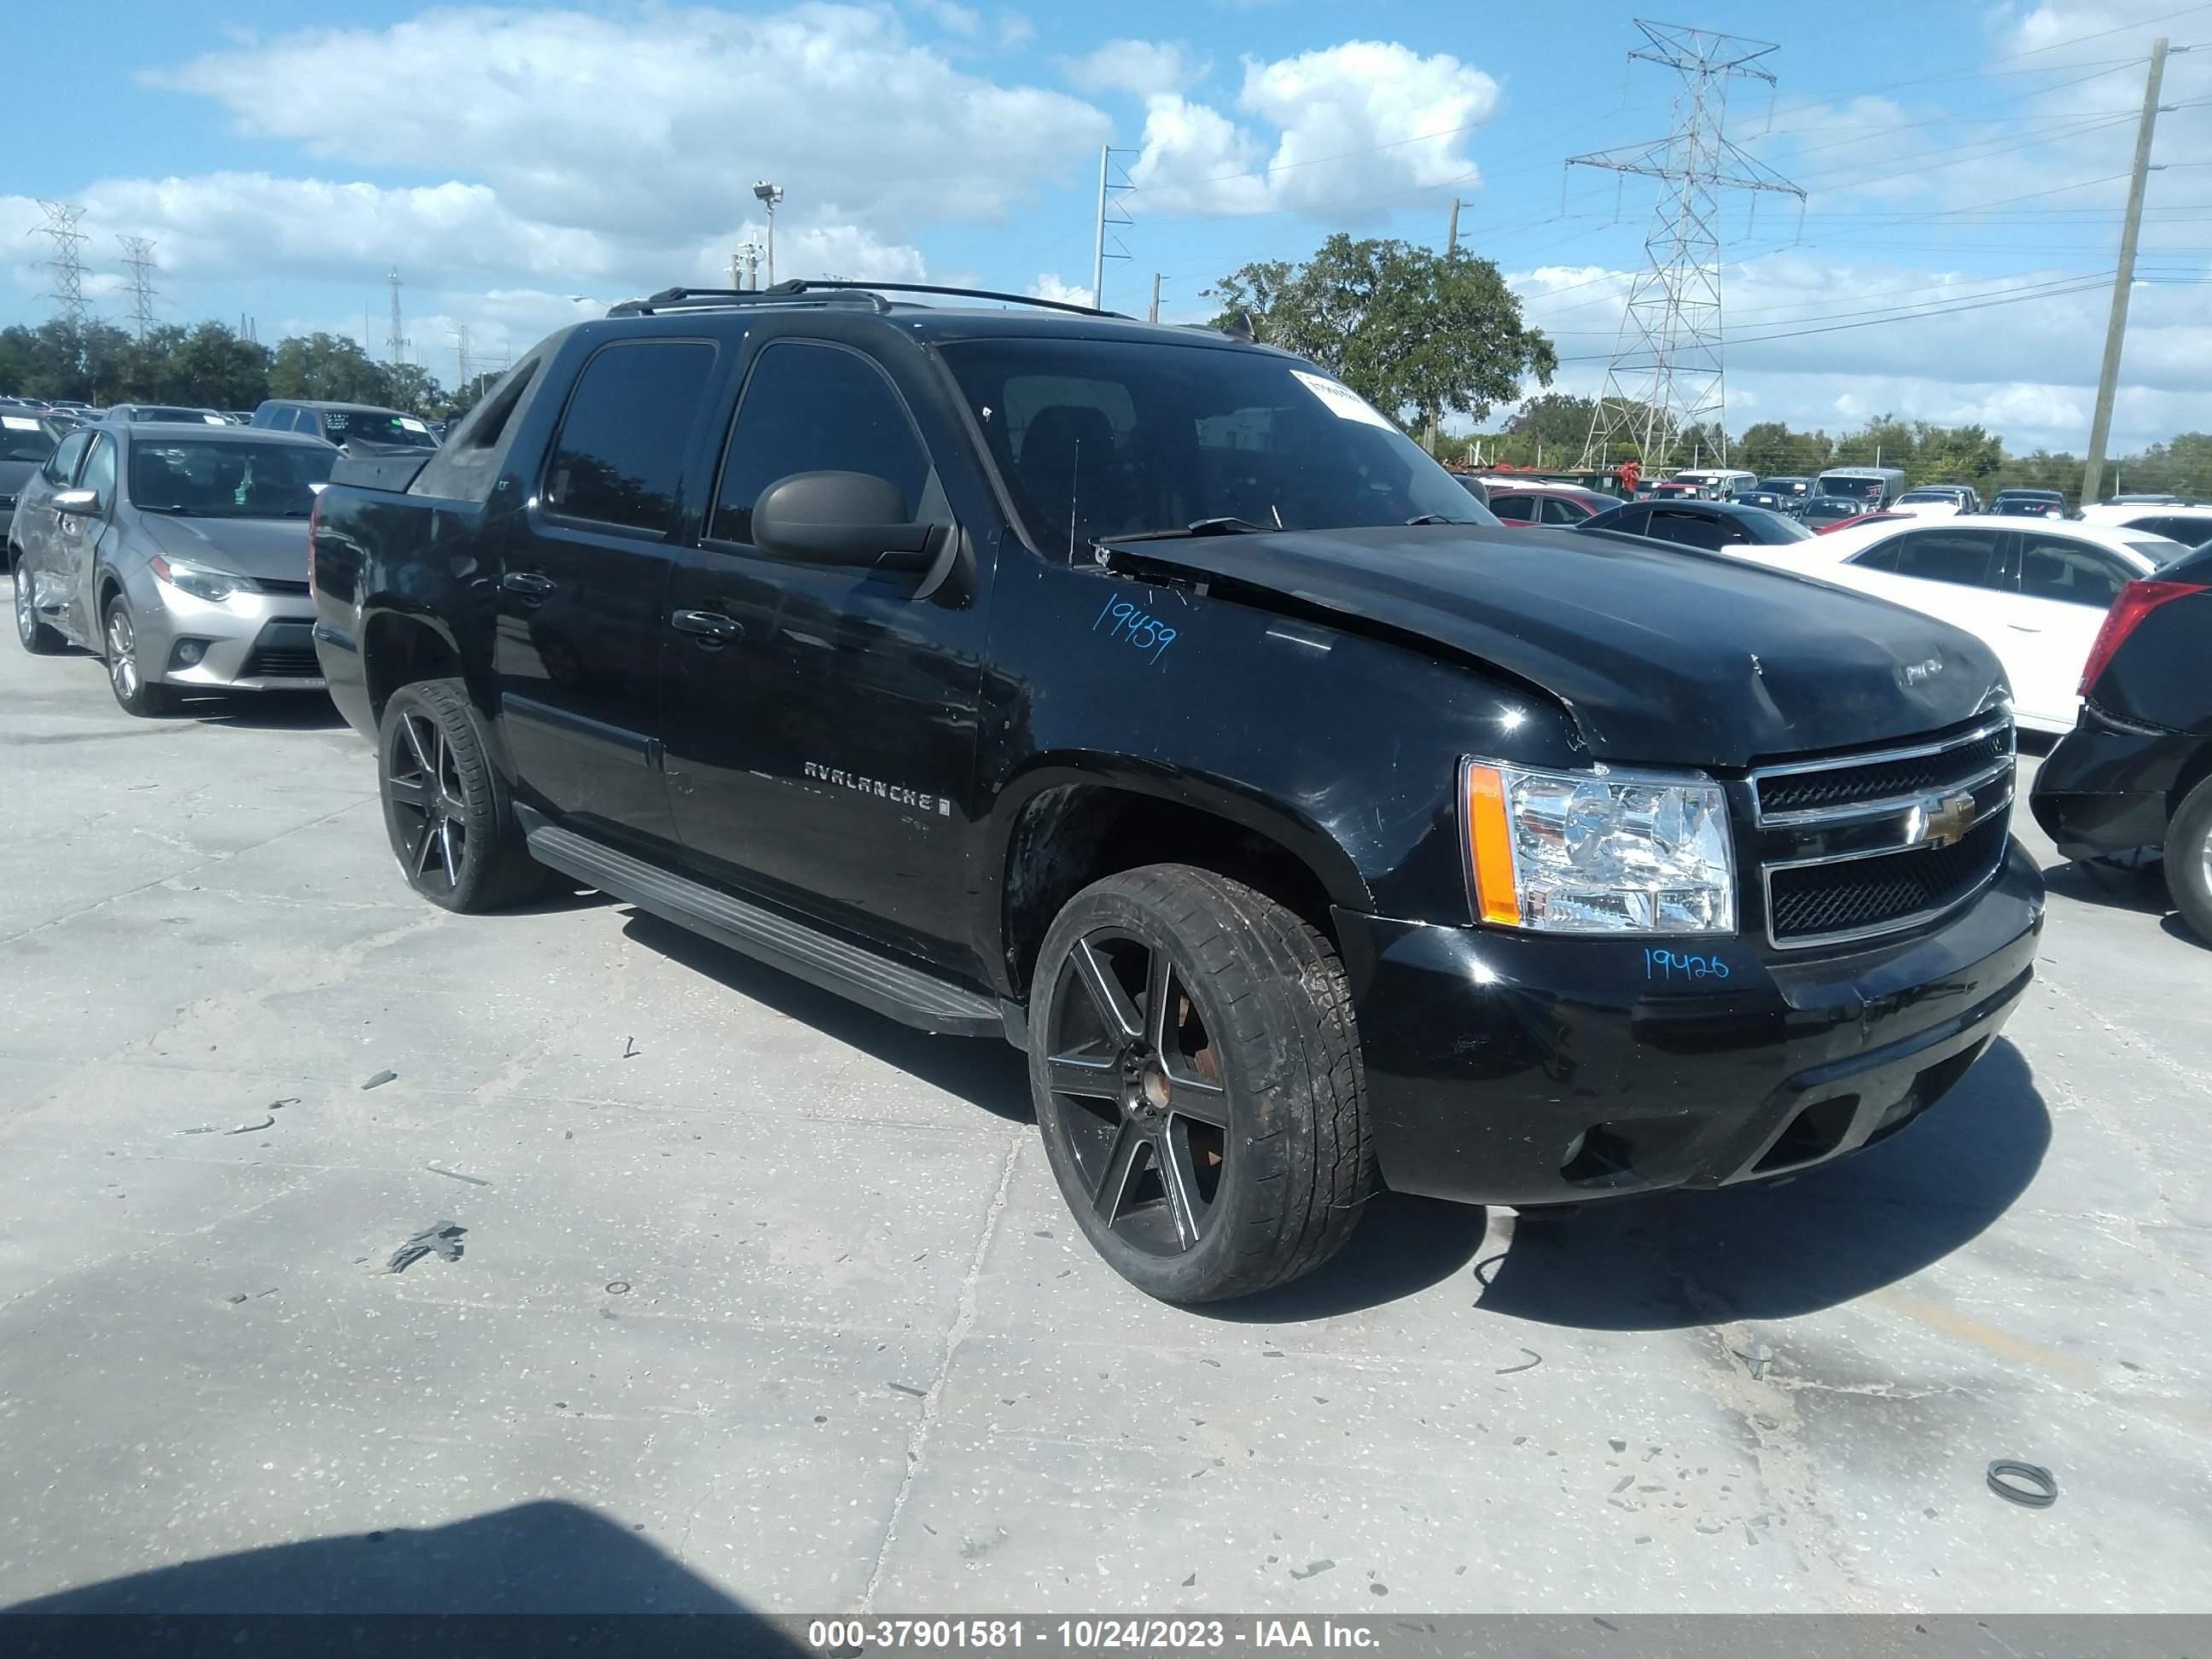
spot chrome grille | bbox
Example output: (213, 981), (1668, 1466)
(1750, 716), (2016, 950)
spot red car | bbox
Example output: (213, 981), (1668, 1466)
(1814, 510), (1909, 536)
(1486, 482), (1617, 527)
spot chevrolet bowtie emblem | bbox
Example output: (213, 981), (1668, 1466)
(1908, 790), (1977, 849)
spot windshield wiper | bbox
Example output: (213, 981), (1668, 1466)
(140, 504), (195, 515)
(1100, 516), (1278, 544)
(1406, 513), (1481, 526)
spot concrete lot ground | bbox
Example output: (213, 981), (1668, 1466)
(1, 629), (2208, 1619)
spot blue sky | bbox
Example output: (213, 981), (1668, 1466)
(9, 0), (2212, 451)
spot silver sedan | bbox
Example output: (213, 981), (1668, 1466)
(9, 422), (336, 715)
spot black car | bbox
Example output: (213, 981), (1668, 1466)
(1575, 496), (1815, 551)
(306, 278), (2040, 1303)
(1991, 489), (2066, 518)
(1756, 474), (1814, 509)
(1738, 489), (1787, 513)
(250, 399), (436, 453)
(2030, 540), (2212, 942)
(1801, 495), (1872, 530)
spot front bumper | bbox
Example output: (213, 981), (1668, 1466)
(1335, 839), (2044, 1208)
(2029, 703), (2204, 858)
(129, 575), (326, 693)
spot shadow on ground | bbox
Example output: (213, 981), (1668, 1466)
(1, 1500), (791, 1628)
(1472, 1038), (2049, 1330)
(191, 692), (353, 732)
(2040, 854), (2173, 917)
(621, 910), (1034, 1124)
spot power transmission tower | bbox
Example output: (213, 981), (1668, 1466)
(33, 201), (90, 329)
(1569, 21), (1803, 473)
(118, 236), (159, 340)
(1090, 145), (1136, 310)
(387, 268), (407, 365)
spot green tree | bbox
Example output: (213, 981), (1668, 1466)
(445, 369), (509, 420)
(269, 333), (394, 404)
(1736, 421), (1832, 477)
(1909, 422), (2002, 489)
(1210, 234), (1557, 432)
(381, 362), (445, 415)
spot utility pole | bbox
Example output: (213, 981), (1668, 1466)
(730, 252), (743, 291)
(118, 236), (159, 341)
(739, 241), (763, 290)
(1148, 271), (1161, 323)
(33, 201), (90, 329)
(753, 182), (784, 285)
(387, 268), (405, 364)
(454, 323), (471, 392)
(1569, 22), (1803, 472)
(1090, 145), (1135, 310)
(2084, 38), (2174, 507)
(1447, 197), (1462, 257)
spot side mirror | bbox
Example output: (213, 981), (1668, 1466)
(752, 471), (935, 569)
(52, 488), (101, 516)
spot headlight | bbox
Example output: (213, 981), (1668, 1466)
(149, 555), (251, 603)
(1463, 758), (1736, 934)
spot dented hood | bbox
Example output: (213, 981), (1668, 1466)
(1111, 524), (2006, 769)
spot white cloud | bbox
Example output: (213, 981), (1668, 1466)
(912, 0), (980, 35)
(154, 4), (1109, 239)
(998, 12), (1036, 47)
(1062, 39), (1208, 97)
(686, 221), (928, 287)
(1027, 272), (1092, 304)
(1128, 41), (1499, 218)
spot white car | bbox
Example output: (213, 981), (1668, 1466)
(1889, 490), (1964, 519)
(1729, 515), (2189, 733)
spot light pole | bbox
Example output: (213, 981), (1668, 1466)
(753, 181), (784, 286)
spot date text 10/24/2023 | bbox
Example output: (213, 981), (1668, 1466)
(805, 1619), (1382, 1650)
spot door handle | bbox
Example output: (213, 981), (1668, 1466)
(670, 608), (742, 641)
(502, 571), (558, 597)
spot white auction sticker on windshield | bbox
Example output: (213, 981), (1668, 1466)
(2, 416), (38, 430)
(1290, 370), (1394, 431)
(398, 416), (428, 433)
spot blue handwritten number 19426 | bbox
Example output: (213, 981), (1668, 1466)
(1092, 591), (1179, 664)
(1644, 948), (1731, 982)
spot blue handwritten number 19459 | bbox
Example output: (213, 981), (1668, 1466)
(1092, 591), (1179, 664)
(1644, 948), (1731, 982)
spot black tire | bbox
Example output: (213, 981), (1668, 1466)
(2165, 774), (2212, 946)
(377, 678), (552, 912)
(14, 554), (65, 655)
(1028, 864), (1373, 1303)
(102, 593), (175, 715)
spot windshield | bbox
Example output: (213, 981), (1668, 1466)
(1816, 474), (1885, 501)
(2122, 533), (2187, 563)
(127, 439), (336, 517)
(1753, 510), (1816, 542)
(0, 416), (57, 463)
(323, 410), (438, 449)
(939, 339), (1497, 548)
(1758, 478), (1808, 494)
(134, 407), (224, 423)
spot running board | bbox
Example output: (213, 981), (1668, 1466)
(523, 822), (1008, 1039)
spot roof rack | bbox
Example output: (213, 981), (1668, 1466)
(605, 278), (1128, 319)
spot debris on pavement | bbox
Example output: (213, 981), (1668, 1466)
(887, 1381), (928, 1398)
(1987, 1459), (2059, 1509)
(1735, 1339), (1770, 1381)
(425, 1163), (491, 1187)
(604, 1281), (631, 1295)
(1289, 1559), (1336, 1580)
(363, 1070), (398, 1091)
(622, 1036), (639, 1059)
(1495, 1348), (1543, 1376)
(267, 1097), (300, 1111)
(385, 1220), (467, 1274)
(225, 1116), (276, 1135)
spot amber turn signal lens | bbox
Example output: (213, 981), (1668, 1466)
(1463, 762), (1520, 927)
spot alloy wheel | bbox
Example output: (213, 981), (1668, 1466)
(13, 568), (32, 646)
(106, 607), (137, 700)
(1039, 929), (1231, 1258)
(386, 711), (470, 894)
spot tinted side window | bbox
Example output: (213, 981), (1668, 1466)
(79, 434), (117, 505)
(1648, 509), (1724, 550)
(1541, 497), (1587, 524)
(44, 430), (90, 486)
(543, 341), (716, 533)
(1489, 494), (1534, 521)
(1848, 537), (1902, 572)
(1884, 529), (2002, 588)
(712, 341), (931, 547)
(2016, 534), (2133, 608)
